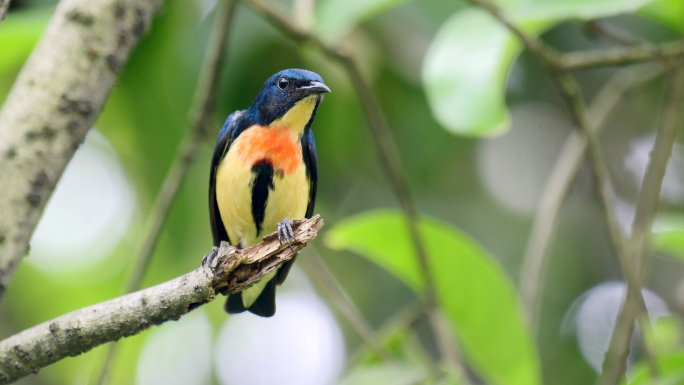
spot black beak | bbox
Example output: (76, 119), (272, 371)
(299, 81), (331, 95)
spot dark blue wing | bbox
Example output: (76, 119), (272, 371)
(209, 110), (251, 247)
(303, 128), (318, 219)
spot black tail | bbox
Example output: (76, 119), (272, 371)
(224, 255), (297, 317)
(276, 255), (297, 284)
(225, 277), (277, 317)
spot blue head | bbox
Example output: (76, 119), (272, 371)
(249, 69), (330, 125)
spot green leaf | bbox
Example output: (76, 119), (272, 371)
(315, 0), (408, 42)
(423, 0), (660, 136)
(422, 9), (517, 137)
(427, 216), (540, 385)
(336, 364), (426, 385)
(326, 210), (424, 291)
(625, 350), (684, 385)
(653, 214), (684, 260)
(638, 0), (684, 34)
(326, 210), (540, 385)
(643, 316), (684, 356)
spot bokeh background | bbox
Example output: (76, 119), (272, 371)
(1, 0), (684, 384)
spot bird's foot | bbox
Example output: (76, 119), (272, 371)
(277, 218), (297, 253)
(202, 246), (219, 267)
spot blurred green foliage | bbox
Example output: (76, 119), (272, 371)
(654, 214), (684, 260)
(2, 0), (684, 384)
(336, 364), (427, 385)
(327, 210), (539, 385)
(624, 350), (684, 385)
(422, 0), (671, 136)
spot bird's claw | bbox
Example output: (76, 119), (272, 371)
(202, 246), (219, 267)
(278, 218), (297, 253)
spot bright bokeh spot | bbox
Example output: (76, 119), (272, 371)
(136, 310), (214, 385)
(565, 282), (669, 372)
(214, 292), (345, 385)
(478, 102), (572, 214)
(27, 130), (136, 274)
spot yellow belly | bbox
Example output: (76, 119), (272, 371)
(216, 99), (316, 310)
(262, 168), (310, 239)
(215, 137), (310, 247)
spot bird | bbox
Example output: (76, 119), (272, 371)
(203, 69), (329, 317)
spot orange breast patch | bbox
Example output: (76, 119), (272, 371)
(234, 125), (302, 174)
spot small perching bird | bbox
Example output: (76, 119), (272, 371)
(204, 69), (329, 317)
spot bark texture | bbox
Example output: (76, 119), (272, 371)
(0, 215), (324, 384)
(0, 0), (164, 302)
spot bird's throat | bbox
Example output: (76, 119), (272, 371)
(231, 96), (317, 178)
(269, 95), (318, 137)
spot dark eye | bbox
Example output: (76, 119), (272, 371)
(277, 77), (289, 90)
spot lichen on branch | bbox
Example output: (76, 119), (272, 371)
(0, 0), (165, 304)
(0, 215), (324, 384)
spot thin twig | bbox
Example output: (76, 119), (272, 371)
(599, 68), (684, 385)
(519, 131), (585, 326)
(467, 0), (636, 298)
(465, 0), (568, 76)
(466, 0), (592, 127)
(428, 309), (470, 377)
(341, 59), (437, 301)
(0, 216), (324, 384)
(0, 0), (10, 24)
(631, 68), (684, 273)
(300, 247), (394, 362)
(242, 0), (434, 299)
(90, 2), (236, 384)
(520, 65), (664, 331)
(584, 21), (645, 47)
(242, 0), (458, 368)
(125, 0), (236, 294)
(560, 41), (684, 71)
(348, 301), (430, 366)
(466, 0), (659, 379)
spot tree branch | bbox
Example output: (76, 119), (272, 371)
(519, 65), (664, 331)
(560, 41), (684, 71)
(349, 301), (429, 366)
(0, 0), (165, 304)
(584, 21), (645, 47)
(599, 68), (684, 385)
(301, 247), (394, 362)
(0, 215), (324, 384)
(467, 2), (658, 378)
(631, 68), (684, 274)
